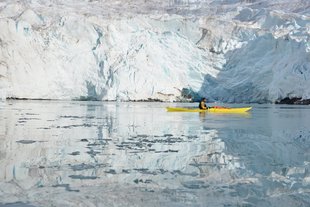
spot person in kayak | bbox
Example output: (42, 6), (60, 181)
(199, 98), (208, 110)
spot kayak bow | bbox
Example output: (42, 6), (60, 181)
(166, 106), (252, 113)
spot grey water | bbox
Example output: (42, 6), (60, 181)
(0, 100), (309, 207)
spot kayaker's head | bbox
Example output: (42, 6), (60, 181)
(201, 98), (206, 102)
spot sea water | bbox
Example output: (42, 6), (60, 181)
(0, 101), (309, 207)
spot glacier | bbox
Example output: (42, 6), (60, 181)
(0, 0), (309, 103)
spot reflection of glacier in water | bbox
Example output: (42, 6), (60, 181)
(0, 101), (310, 206)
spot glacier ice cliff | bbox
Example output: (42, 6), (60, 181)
(0, 0), (309, 102)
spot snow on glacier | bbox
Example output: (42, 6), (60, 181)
(0, 0), (309, 102)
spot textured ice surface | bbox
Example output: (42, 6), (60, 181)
(0, 101), (310, 206)
(0, 0), (309, 102)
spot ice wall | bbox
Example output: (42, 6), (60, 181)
(198, 9), (310, 103)
(0, 0), (309, 102)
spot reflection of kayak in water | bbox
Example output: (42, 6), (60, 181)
(166, 106), (252, 113)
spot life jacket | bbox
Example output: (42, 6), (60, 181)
(199, 101), (206, 109)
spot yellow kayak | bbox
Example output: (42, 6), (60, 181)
(166, 106), (252, 113)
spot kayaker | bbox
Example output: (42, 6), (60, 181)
(199, 98), (208, 110)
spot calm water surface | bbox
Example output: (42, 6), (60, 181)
(0, 101), (309, 207)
